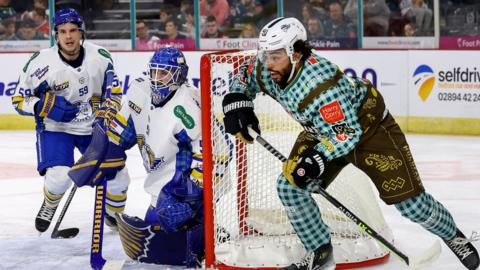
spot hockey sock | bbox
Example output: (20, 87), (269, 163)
(394, 192), (457, 240)
(277, 176), (331, 251)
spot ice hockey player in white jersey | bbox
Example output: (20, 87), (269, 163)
(71, 47), (204, 267)
(11, 8), (130, 233)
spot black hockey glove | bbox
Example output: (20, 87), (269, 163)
(222, 92), (260, 144)
(283, 147), (325, 189)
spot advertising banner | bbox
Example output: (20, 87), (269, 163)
(408, 50), (480, 134)
(440, 37), (480, 49)
(363, 37), (436, 49)
(200, 38), (258, 50)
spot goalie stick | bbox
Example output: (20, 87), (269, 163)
(89, 69), (125, 270)
(247, 128), (441, 269)
(51, 186), (79, 239)
(90, 180), (125, 270)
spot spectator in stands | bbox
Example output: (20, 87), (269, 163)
(201, 15), (224, 38)
(10, 18), (46, 40)
(177, 0), (192, 26)
(157, 5), (175, 32)
(161, 18), (187, 40)
(55, 0), (82, 11)
(307, 17), (324, 40)
(238, 22), (258, 38)
(200, 0), (229, 28)
(181, 6), (195, 38)
(301, 2), (326, 27)
(345, 0), (391, 36)
(0, 18), (15, 40)
(229, 0), (263, 27)
(403, 21), (417, 36)
(324, 2), (356, 38)
(0, 0), (16, 20)
(136, 20), (159, 41)
(400, 0), (433, 35)
(34, 0), (47, 9)
(22, 8), (49, 38)
(310, 0), (329, 16)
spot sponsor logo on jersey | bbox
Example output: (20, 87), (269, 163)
(331, 122), (355, 142)
(307, 57), (318, 65)
(174, 105), (195, 129)
(319, 100), (345, 123)
(54, 81), (69, 91)
(30, 65), (49, 80)
(128, 100), (142, 114)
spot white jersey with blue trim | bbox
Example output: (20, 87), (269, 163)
(117, 77), (202, 203)
(14, 41), (117, 135)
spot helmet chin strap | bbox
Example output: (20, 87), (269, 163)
(287, 56), (297, 83)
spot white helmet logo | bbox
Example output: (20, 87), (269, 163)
(281, 24), (290, 32)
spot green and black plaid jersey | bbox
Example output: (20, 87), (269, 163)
(230, 52), (369, 162)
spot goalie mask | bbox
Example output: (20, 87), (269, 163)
(148, 48), (188, 103)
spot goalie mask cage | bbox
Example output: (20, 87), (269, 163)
(200, 50), (393, 269)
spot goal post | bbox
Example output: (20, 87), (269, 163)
(200, 50), (393, 269)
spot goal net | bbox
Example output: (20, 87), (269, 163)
(200, 50), (393, 269)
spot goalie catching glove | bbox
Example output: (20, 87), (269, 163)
(222, 92), (260, 144)
(283, 147), (325, 189)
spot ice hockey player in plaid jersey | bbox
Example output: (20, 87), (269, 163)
(222, 17), (479, 270)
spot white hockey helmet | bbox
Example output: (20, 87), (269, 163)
(258, 17), (307, 63)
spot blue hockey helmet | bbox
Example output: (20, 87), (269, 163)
(148, 47), (188, 101)
(53, 8), (84, 33)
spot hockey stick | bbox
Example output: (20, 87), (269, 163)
(89, 69), (125, 270)
(247, 128), (441, 269)
(90, 180), (125, 270)
(51, 186), (79, 239)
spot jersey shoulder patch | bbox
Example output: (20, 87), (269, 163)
(98, 48), (113, 63)
(22, 51), (40, 73)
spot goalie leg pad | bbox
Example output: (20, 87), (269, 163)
(395, 192), (457, 240)
(117, 213), (204, 267)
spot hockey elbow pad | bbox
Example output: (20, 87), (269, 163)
(222, 92), (260, 144)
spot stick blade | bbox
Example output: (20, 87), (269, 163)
(410, 239), (442, 269)
(51, 228), (80, 239)
(103, 260), (125, 270)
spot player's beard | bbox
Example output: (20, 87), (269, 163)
(268, 62), (293, 88)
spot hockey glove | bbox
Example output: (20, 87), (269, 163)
(222, 92), (260, 144)
(95, 98), (120, 130)
(35, 92), (79, 122)
(283, 147), (325, 189)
